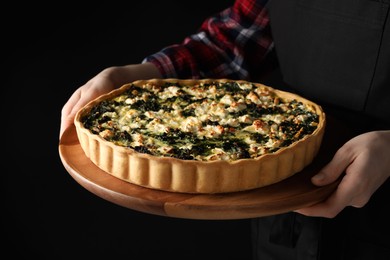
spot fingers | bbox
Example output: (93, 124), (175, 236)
(296, 131), (390, 218)
(294, 195), (343, 218)
(294, 173), (356, 218)
(294, 143), (358, 217)
(296, 147), (370, 217)
(60, 89), (82, 139)
(311, 144), (355, 186)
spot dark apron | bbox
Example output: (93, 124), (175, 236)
(251, 0), (390, 259)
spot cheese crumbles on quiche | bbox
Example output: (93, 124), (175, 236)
(81, 80), (320, 161)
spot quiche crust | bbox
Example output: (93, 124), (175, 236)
(74, 78), (326, 194)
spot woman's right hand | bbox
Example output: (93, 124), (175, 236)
(59, 62), (161, 139)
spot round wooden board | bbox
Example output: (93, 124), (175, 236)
(59, 116), (349, 220)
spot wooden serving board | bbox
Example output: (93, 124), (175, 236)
(58, 116), (350, 220)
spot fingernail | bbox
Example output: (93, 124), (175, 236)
(312, 172), (325, 182)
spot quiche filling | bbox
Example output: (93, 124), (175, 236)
(81, 81), (319, 162)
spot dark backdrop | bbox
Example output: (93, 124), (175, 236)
(4, 1), (254, 259)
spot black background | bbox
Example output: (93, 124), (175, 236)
(4, 1), (255, 259)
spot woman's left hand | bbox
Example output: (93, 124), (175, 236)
(295, 130), (390, 218)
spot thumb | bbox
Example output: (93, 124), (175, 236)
(311, 148), (353, 186)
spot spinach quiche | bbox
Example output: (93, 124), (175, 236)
(74, 78), (326, 194)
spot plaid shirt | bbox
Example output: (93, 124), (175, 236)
(143, 0), (274, 81)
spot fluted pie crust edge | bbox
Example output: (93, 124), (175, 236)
(74, 78), (326, 194)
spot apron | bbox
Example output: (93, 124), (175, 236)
(251, 0), (390, 259)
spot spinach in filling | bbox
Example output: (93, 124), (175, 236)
(81, 81), (319, 161)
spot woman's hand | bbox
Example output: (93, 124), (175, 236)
(59, 63), (161, 139)
(295, 130), (390, 218)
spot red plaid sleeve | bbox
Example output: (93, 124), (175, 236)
(143, 0), (274, 80)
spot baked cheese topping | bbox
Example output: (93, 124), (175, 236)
(81, 80), (320, 162)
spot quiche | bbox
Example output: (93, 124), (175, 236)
(74, 78), (326, 194)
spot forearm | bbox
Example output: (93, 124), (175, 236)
(102, 62), (162, 88)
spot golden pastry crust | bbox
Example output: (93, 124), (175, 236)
(74, 78), (326, 193)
